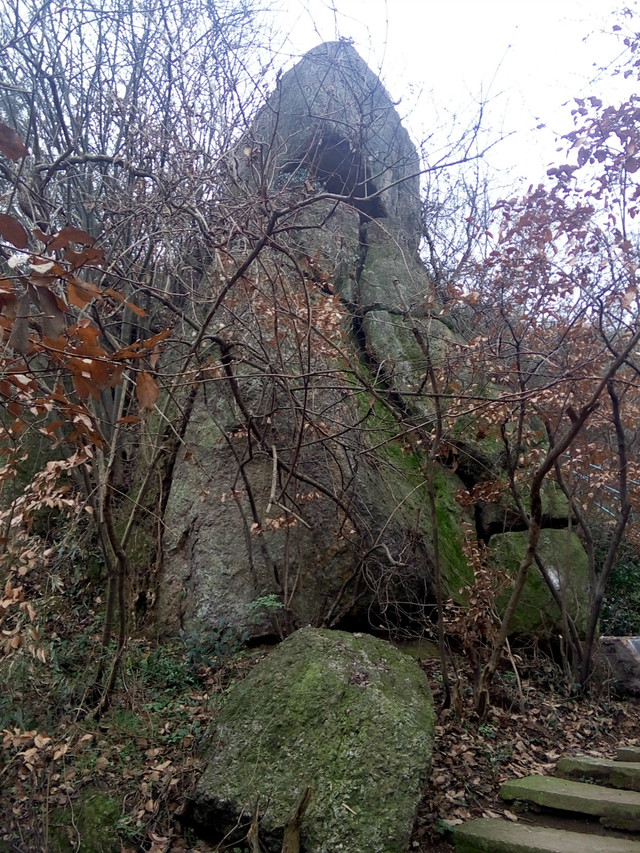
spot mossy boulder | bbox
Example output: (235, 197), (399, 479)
(49, 789), (120, 853)
(192, 627), (435, 853)
(489, 529), (590, 636)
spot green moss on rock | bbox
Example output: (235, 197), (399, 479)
(489, 529), (590, 636)
(541, 479), (570, 518)
(433, 469), (474, 597)
(356, 396), (473, 604)
(193, 627), (435, 853)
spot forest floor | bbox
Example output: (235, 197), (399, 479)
(1, 611), (639, 853)
(413, 654), (640, 851)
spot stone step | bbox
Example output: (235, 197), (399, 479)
(557, 755), (640, 792)
(453, 818), (640, 852)
(619, 748), (640, 763)
(500, 775), (640, 831)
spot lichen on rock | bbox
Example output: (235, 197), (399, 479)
(191, 627), (435, 853)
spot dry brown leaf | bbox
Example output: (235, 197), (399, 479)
(48, 227), (96, 251)
(136, 371), (159, 410)
(0, 213), (29, 249)
(53, 744), (69, 760)
(9, 294), (31, 354)
(147, 833), (170, 853)
(0, 123), (28, 160)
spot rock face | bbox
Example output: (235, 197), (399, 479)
(241, 41), (421, 252)
(599, 636), (640, 695)
(191, 627), (435, 853)
(157, 40), (590, 640)
(159, 393), (365, 633)
(157, 40), (473, 638)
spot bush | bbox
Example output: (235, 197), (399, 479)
(601, 551), (640, 636)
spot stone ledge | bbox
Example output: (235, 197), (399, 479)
(501, 775), (640, 831)
(453, 818), (640, 853)
(619, 748), (640, 763)
(557, 755), (640, 792)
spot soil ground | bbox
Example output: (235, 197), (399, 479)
(1, 626), (639, 852)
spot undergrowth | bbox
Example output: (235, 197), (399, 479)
(2, 541), (639, 852)
(0, 542), (262, 853)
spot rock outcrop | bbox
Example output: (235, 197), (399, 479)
(599, 636), (640, 695)
(157, 41), (589, 641)
(191, 627), (435, 853)
(490, 529), (590, 635)
(239, 41), (422, 252)
(157, 41), (471, 637)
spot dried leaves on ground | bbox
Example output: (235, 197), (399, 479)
(413, 653), (640, 851)
(1, 635), (638, 852)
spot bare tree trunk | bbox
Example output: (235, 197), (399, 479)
(579, 381), (631, 687)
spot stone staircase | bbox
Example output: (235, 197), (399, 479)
(453, 747), (640, 852)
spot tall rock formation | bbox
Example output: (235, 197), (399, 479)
(238, 40), (421, 251)
(156, 42), (588, 640)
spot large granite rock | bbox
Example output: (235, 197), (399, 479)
(191, 627), (435, 853)
(489, 529), (590, 635)
(157, 41), (475, 638)
(157, 370), (473, 635)
(599, 636), (640, 695)
(157, 40), (590, 641)
(240, 40), (421, 252)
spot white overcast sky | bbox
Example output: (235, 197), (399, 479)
(271, 0), (635, 188)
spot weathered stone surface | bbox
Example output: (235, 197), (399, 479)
(158, 39), (585, 642)
(475, 481), (571, 543)
(191, 627), (435, 853)
(619, 748), (640, 763)
(157, 384), (362, 635)
(489, 530), (590, 636)
(277, 199), (362, 300)
(241, 40), (422, 251)
(556, 755), (640, 792)
(157, 366), (474, 636)
(600, 637), (640, 695)
(500, 775), (640, 831)
(357, 221), (463, 403)
(453, 818), (640, 853)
